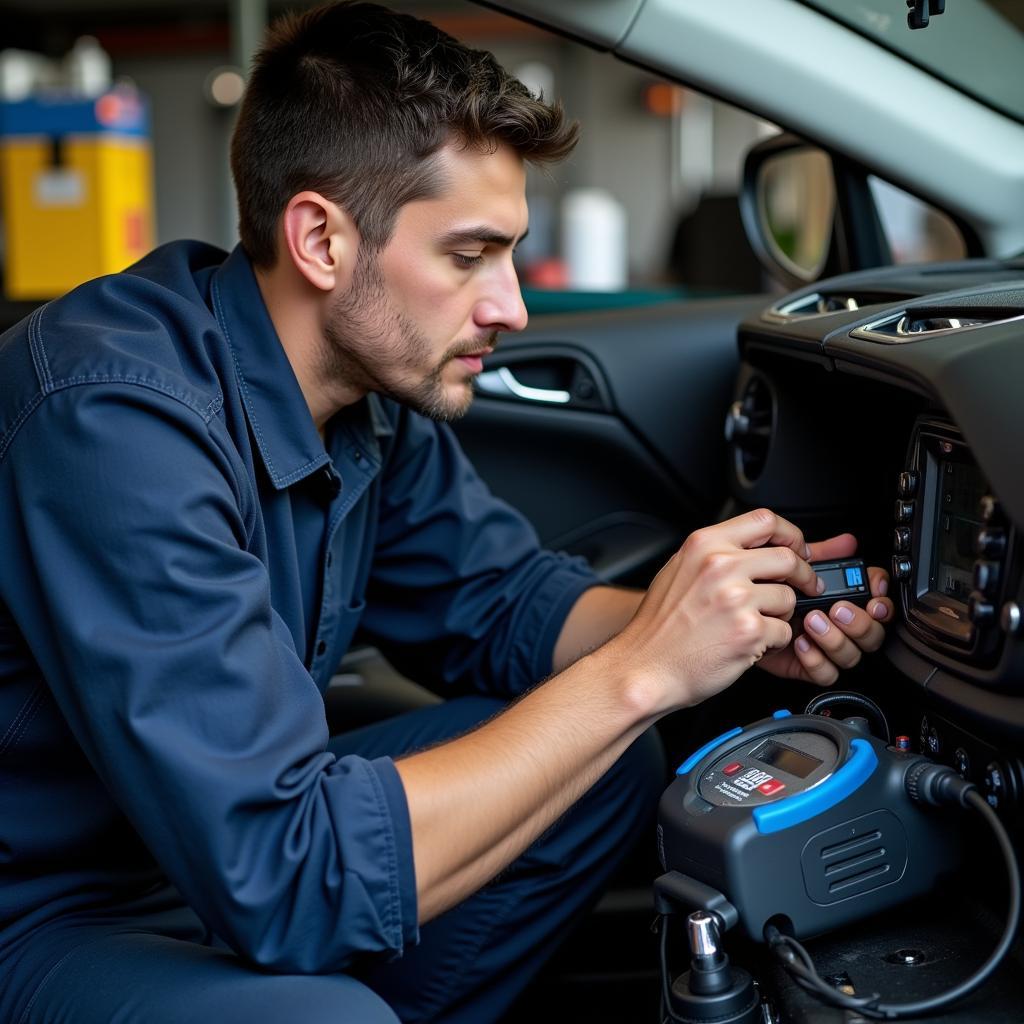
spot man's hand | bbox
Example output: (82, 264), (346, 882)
(612, 507), (822, 715)
(759, 532), (894, 686)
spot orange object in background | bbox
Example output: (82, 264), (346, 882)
(0, 88), (154, 300)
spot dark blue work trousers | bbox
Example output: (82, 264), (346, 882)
(5, 696), (664, 1024)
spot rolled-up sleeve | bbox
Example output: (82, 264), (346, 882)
(0, 383), (418, 972)
(359, 406), (599, 696)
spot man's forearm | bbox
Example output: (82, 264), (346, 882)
(394, 641), (659, 923)
(552, 585), (643, 673)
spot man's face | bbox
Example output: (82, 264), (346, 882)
(323, 141), (530, 421)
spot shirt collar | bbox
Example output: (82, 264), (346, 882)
(210, 245), (330, 490)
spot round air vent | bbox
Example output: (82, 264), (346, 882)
(725, 375), (775, 486)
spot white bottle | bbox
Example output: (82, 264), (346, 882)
(562, 188), (628, 291)
(65, 37), (111, 98)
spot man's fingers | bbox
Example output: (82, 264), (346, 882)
(801, 609), (863, 668)
(806, 533), (858, 562)
(762, 615), (793, 654)
(754, 582), (798, 619)
(698, 508), (809, 558)
(868, 566), (891, 600)
(828, 599), (892, 649)
(792, 633), (839, 686)
(732, 545), (820, 596)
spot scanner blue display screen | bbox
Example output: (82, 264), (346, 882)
(844, 566), (864, 587)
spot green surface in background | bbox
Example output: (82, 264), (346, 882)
(522, 287), (702, 315)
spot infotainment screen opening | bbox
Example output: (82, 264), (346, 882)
(929, 457), (987, 604)
(907, 428), (989, 650)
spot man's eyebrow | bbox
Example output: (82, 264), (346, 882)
(438, 226), (529, 248)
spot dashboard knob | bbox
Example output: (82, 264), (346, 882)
(1001, 602), (1021, 635)
(892, 556), (913, 581)
(724, 401), (750, 441)
(895, 500), (915, 522)
(968, 590), (996, 625)
(976, 528), (1007, 558)
(980, 494), (1002, 523)
(898, 471), (919, 498)
(983, 761), (1007, 809)
(893, 527), (912, 553)
(973, 560), (1000, 596)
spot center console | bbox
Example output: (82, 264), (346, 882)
(894, 419), (1018, 666)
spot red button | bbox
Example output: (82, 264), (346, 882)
(758, 779), (786, 796)
(723, 762), (744, 776)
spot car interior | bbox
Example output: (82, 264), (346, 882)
(440, 2), (1024, 1020)
(4, 0), (1023, 1020)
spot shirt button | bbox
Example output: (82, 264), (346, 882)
(316, 640), (327, 657)
(353, 450), (363, 463)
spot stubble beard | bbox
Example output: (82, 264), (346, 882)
(321, 254), (495, 423)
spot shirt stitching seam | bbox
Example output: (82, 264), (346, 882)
(211, 274), (328, 489)
(17, 946), (85, 1024)
(0, 377), (218, 466)
(362, 760), (400, 947)
(0, 687), (45, 760)
(27, 307), (53, 393)
(211, 276), (278, 480)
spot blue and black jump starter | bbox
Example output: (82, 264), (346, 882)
(657, 712), (963, 941)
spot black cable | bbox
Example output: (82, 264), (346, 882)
(765, 785), (1021, 1020)
(659, 913), (684, 1023)
(804, 690), (891, 744)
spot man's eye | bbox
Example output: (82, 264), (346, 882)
(452, 253), (485, 268)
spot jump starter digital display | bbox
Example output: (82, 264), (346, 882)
(657, 713), (963, 942)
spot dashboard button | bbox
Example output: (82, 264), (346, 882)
(980, 495), (1002, 523)
(973, 560), (1000, 596)
(976, 528), (1007, 558)
(895, 500), (915, 522)
(984, 762), (1006, 809)
(892, 557), (913, 581)
(898, 471), (919, 498)
(1001, 602), (1021, 635)
(968, 591), (996, 625)
(893, 527), (912, 553)
(954, 747), (971, 779)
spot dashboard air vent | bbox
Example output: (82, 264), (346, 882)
(725, 375), (774, 486)
(852, 308), (1024, 343)
(764, 291), (906, 322)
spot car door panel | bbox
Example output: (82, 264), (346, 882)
(452, 294), (766, 584)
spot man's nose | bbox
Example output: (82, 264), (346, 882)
(476, 269), (529, 334)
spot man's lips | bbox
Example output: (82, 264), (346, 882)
(454, 347), (493, 373)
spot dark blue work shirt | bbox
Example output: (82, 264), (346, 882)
(0, 242), (597, 974)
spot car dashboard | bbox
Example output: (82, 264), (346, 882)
(723, 260), (1024, 1019)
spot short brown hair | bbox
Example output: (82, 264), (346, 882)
(231, 1), (579, 267)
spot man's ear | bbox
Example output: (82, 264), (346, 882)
(280, 191), (359, 293)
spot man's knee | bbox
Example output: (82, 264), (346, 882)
(235, 971), (401, 1024)
(15, 931), (402, 1024)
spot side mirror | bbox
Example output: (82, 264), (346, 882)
(739, 134), (837, 290)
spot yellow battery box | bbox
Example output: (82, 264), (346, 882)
(1, 89), (154, 300)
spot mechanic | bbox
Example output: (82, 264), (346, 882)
(0, 4), (894, 1023)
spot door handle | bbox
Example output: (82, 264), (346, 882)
(475, 366), (571, 404)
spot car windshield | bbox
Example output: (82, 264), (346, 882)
(799, 0), (1024, 124)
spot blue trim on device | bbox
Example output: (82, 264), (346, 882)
(676, 727), (743, 775)
(772, 709), (792, 719)
(753, 739), (878, 834)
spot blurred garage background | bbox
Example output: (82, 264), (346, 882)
(0, 0), (787, 326)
